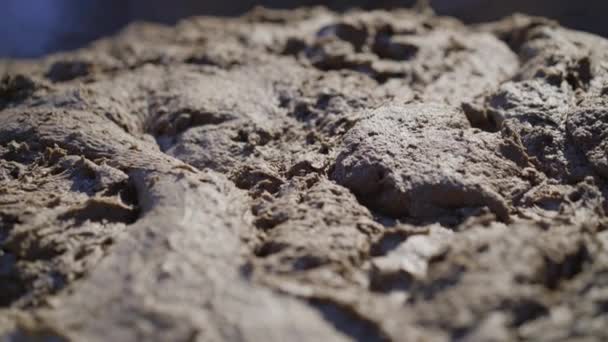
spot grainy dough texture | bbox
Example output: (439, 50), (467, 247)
(1, 6), (607, 342)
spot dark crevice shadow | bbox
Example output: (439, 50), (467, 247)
(310, 299), (391, 342)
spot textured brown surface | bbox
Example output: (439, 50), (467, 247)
(1, 7), (607, 342)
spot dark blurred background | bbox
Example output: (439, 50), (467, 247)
(1, 0), (607, 58)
